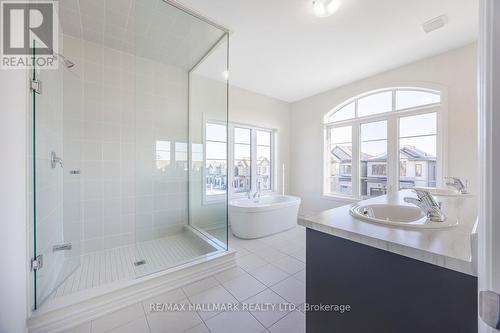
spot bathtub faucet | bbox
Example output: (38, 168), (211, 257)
(252, 180), (262, 200)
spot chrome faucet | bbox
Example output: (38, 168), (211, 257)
(252, 180), (262, 200)
(444, 177), (468, 194)
(404, 189), (446, 222)
(51, 151), (63, 169)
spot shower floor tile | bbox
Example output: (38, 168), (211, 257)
(52, 231), (218, 299)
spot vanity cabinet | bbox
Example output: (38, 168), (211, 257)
(306, 229), (477, 333)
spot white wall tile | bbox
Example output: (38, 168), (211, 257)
(64, 35), (190, 251)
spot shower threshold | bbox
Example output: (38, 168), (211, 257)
(28, 227), (236, 333)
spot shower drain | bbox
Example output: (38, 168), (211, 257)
(134, 260), (146, 266)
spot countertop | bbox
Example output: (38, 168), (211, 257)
(298, 190), (478, 276)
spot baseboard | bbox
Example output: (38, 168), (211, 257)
(28, 250), (236, 333)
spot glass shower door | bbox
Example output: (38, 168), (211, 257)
(32, 43), (81, 308)
(132, 0), (229, 278)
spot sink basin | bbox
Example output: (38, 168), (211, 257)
(411, 187), (474, 197)
(350, 204), (457, 229)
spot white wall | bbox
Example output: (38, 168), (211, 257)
(290, 44), (478, 215)
(0, 70), (29, 332)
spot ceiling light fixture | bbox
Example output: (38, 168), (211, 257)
(312, 0), (341, 18)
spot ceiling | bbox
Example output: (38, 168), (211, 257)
(177, 0), (478, 102)
(58, 0), (226, 70)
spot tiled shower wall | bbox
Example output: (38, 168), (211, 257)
(63, 35), (189, 254)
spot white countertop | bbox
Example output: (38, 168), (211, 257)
(299, 190), (478, 276)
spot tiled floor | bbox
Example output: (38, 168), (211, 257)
(62, 226), (306, 333)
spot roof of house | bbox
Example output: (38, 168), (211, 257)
(331, 145), (435, 162)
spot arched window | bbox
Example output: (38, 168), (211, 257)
(323, 87), (443, 199)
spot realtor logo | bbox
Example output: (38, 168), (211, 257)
(1, 1), (58, 69)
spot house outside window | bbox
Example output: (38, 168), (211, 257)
(324, 87), (444, 199)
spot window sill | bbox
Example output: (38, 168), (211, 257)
(321, 194), (361, 204)
(231, 190), (275, 199)
(204, 194), (227, 206)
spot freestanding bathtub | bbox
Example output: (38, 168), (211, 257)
(229, 195), (301, 239)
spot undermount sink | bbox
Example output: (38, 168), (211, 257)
(411, 187), (474, 197)
(350, 204), (458, 229)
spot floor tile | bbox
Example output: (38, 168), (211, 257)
(237, 254), (268, 271)
(184, 323), (210, 333)
(245, 289), (289, 328)
(249, 264), (289, 287)
(214, 266), (247, 283)
(272, 256), (305, 275)
(230, 246), (251, 257)
(270, 276), (305, 305)
(293, 270), (305, 283)
(222, 273), (267, 301)
(61, 321), (91, 333)
(269, 240), (303, 255)
(106, 316), (150, 333)
(146, 298), (201, 333)
(205, 311), (265, 333)
(188, 285), (239, 320)
(182, 277), (220, 297)
(142, 288), (186, 313)
(268, 311), (305, 333)
(290, 249), (306, 263)
(91, 303), (145, 333)
(253, 246), (287, 263)
(236, 239), (267, 252)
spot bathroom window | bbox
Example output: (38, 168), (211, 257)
(399, 113), (437, 188)
(233, 127), (251, 193)
(326, 126), (353, 195)
(256, 130), (272, 191)
(205, 123), (228, 197)
(323, 88), (444, 199)
(360, 120), (388, 197)
(205, 122), (275, 201)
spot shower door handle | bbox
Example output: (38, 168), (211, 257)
(53, 243), (72, 252)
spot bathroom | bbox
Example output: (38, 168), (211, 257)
(0, 0), (498, 332)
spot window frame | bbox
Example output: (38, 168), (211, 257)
(203, 120), (276, 204)
(322, 87), (447, 201)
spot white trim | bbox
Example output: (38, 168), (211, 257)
(324, 86), (441, 123)
(27, 250), (236, 333)
(322, 87), (448, 200)
(321, 194), (361, 203)
(478, 0), (500, 332)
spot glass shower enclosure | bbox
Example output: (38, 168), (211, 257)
(30, 0), (229, 309)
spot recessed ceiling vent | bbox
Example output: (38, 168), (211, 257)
(421, 15), (448, 33)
